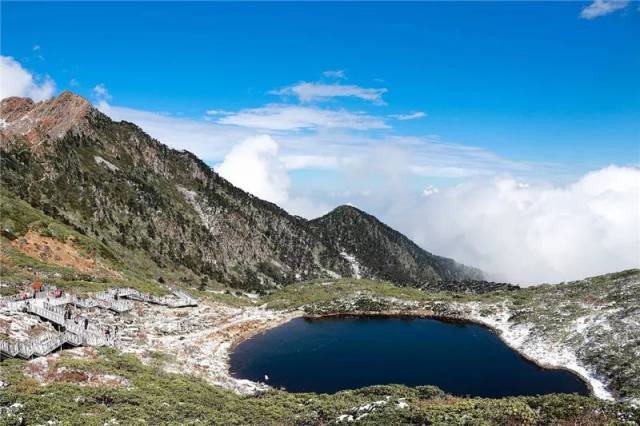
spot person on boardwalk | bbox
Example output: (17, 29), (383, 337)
(84, 317), (89, 330)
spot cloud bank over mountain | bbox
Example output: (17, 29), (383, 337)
(392, 166), (640, 285)
(216, 135), (290, 205)
(0, 55), (55, 101)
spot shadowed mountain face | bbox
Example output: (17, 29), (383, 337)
(0, 91), (483, 290)
(310, 205), (483, 286)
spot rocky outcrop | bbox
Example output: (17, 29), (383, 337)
(0, 91), (98, 150)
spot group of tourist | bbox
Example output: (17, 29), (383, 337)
(19, 280), (64, 301)
(16, 280), (122, 341)
(63, 308), (90, 329)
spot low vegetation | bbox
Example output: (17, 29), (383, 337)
(0, 188), (176, 296)
(1, 348), (637, 425)
(262, 278), (506, 310)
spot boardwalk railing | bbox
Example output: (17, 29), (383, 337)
(28, 303), (65, 325)
(0, 331), (86, 359)
(0, 286), (196, 312)
(114, 287), (197, 308)
(1, 284), (197, 360)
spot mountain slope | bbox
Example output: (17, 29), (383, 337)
(310, 205), (483, 286)
(0, 92), (481, 290)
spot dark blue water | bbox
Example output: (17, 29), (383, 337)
(230, 317), (590, 397)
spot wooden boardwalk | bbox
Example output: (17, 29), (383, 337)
(0, 286), (197, 360)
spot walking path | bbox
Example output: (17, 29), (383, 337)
(0, 285), (197, 360)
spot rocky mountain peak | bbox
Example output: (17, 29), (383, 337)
(0, 91), (96, 150)
(0, 96), (37, 121)
(329, 204), (365, 215)
(322, 205), (377, 223)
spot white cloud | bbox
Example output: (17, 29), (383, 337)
(92, 83), (111, 101)
(284, 196), (334, 219)
(216, 135), (291, 204)
(393, 166), (640, 285)
(32, 45), (44, 61)
(323, 70), (346, 79)
(390, 111), (426, 121)
(215, 135), (331, 218)
(410, 164), (487, 178)
(282, 155), (342, 170)
(0, 55), (55, 101)
(271, 82), (388, 104)
(97, 101), (253, 160)
(98, 100), (539, 183)
(580, 0), (629, 19)
(205, 109), (229, 116)
(422, 185), (439, 197)
(217, 104), (389, 130)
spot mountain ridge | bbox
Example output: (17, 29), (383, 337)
(310, 204), (484, 285)
(0, 91), (483, 290)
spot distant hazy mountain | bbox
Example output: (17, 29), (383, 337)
(0, 91), (482, 290)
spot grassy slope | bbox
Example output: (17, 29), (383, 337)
(1, 187), (183, 295)
(261, 278), (503, 309)
(1, 348), (636, 425)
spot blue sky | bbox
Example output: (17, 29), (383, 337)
(3, 2), (639, 168)
(2, 1), (639, 282)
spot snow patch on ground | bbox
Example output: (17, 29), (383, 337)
(176, 185), (222, 234)
(322, 268), (342, 279)
(103, 299), (300, 394)
(94, 156), (119, 172)
(0, 311), (56, 342)
(464, 301), (614, 401)
(0, 402), (24, 424)
(336, 396), (409, 422)
(340, 251), (362, 279)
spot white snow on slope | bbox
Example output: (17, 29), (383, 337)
(340, 251), (362, 279)
(464, 301), (614, 400)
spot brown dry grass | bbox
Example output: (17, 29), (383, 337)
(11, 230), (99, 273)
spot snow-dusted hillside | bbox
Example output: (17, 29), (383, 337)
(300, 270), (640, 404)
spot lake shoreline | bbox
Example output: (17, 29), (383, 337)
(303, 310), (596, 397)
(227, 308), (604, 399)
